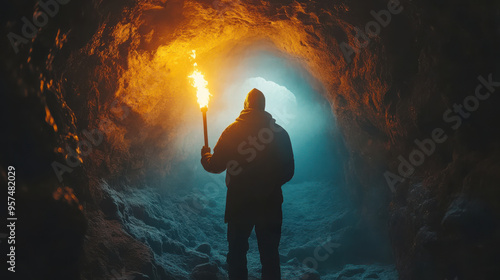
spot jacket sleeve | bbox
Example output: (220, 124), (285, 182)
(280, 130), (294, 184)
(201, 128), (231, 174)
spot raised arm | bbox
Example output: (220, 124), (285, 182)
(201, 129), (231, 174)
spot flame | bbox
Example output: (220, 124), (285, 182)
(189, 50), (211, 108)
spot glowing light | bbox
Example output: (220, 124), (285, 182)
(227, 77), (297, 126)
(44, 105), (58, 132)
(189, 50), (211, 108)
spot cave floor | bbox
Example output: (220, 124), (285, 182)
(103, 176), (398, 280)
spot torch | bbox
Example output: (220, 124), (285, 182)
(201, 106), (208, 148)
(189, 50), (211, 149)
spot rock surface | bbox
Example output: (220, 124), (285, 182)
(1, 0), (499, 279)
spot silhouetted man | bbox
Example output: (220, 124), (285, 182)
(201, 88), (294, 280)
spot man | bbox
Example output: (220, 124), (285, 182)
(201, 88), (294, 280)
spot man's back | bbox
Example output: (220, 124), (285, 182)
(201, 88), (294, 280)
(201, 108), (294, 222)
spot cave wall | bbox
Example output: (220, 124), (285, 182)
(1, 0), (500, 279)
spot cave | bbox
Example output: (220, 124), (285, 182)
(1, 0), (500, 279)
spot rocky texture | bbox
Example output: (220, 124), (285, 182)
(2, 0), (500, 279)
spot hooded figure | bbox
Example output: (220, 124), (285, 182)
(201, 88), (294, 280)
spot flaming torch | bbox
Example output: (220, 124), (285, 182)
(189, 50), (211, 149)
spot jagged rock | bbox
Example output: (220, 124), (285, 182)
(3, 0), (500, 279)
(191, 262), (226, 280)
(196, 243), (212, 256)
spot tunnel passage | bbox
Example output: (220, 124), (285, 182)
(170, 44), (339, 183)
(99, 39), (395, 279)
(3, 0), (500, 279)
(61, 1), (396, 278)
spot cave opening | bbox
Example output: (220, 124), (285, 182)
(101, 41), (396, 279)
(169, 43), (340, 185)
(69, 1), (398, 277)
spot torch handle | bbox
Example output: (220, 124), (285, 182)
(201, 107), (209, 148)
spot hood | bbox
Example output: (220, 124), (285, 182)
(236, 109), (276, 126)
(244, 88), (266, 111)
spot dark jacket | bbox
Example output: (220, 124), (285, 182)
(201, 109), (294, 223)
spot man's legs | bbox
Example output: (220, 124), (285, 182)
(255, 205), (282, 280)
(227, 221), (254, 280)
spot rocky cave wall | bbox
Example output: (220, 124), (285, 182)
(1, 0), (500, 279)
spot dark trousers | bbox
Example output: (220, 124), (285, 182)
(226, 206), (282, 280)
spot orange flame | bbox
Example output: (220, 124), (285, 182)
(189, 50), (211, 108)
